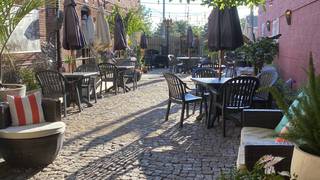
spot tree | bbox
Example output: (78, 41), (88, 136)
(108, 5), (152, 36)
(201, 0), (266, 9)
(169, 0), (195, 3)
(0, 0), (49, 83)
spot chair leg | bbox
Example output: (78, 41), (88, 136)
(63, 95), (67, 117)
(199, 98), (203, 115)
(165, 100), (171, 121)
(222, 109), (226, 137)
(87, 87), (90, 102)
(75, 87), (82, 112)
(180, 103), (185, 128)
(105, 81), (108, 94)
(100, 81), (103, 96)
(114, 80), (118, 95)
(186, 103), (189, 117)
(192, 102), (196, 114)
(93, 83), (97, 103)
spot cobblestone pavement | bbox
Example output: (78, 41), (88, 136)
(0, 69), (240, 180)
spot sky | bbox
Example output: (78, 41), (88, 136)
(140, 0), (258, 30)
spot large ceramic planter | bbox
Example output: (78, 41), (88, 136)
(0, 84), (26, 101)
(291, 146), (320, 180)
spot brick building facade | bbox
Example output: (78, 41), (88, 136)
(258, 0), (320, 88)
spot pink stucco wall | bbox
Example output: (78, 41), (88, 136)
(258, 0), (320, 88)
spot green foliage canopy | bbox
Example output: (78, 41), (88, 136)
(202, 0), (266, 8)
(107, 5), (152, 36)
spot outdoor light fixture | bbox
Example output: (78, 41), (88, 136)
(266, 20), (271, 31)
(285, 9), (292, 25)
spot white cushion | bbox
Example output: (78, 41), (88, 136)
(237, 145), (246, 170)
(237, 127), (277, 169)
(0, 122), (66, 139)
(240, 127), (277, 146)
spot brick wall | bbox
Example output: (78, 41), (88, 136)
(258, 0), (320, 88)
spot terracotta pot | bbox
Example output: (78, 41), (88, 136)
(0, 84), (26, 101)
(291, 146), (320, 180)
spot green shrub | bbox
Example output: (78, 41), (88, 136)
(18, 68), (39, 91)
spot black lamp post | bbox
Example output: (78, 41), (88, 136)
(163, 18), (172, 55)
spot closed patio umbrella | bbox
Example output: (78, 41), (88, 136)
(81, 5), (95, 47)
(94, 6), (112, 52)
(140, 32), (148, 49)
(63, 0), (85, 50)
(114, 13), (127, 51)
(187, 26), (194, 49)
(207, 7), (244, 78)
(63, 0), (85, 72)
(187, 26), (193, 59)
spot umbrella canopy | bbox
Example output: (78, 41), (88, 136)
(187, 26), (194, 48)
(207, 7), (243, 51)
(62, 0), (85, 50)
(81, 6), (95, 47)
(114, 13), (127, 51)
(140, 32), (148, 49)
(94, 6), (112, 52)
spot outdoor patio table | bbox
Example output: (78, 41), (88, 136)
(177, 57), (202, 73)
(62, 72), (99, 107)
(191, 77), (231, 128)
(106, 65), (135, 93)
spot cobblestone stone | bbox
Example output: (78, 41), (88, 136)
(0, 69), (240, 179)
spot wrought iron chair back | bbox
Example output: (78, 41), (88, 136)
(199, 62), (214, 68)
(98, 63), (118, 81)
(256, 70), (278, 99)
(163, 73), (186, 102)
(221, 76), (259, 109)
(36, 70), (67, 97)
(192, 68), (217, 78)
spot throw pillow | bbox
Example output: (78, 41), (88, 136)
(274, 92), (303, 133)
(7, 91), (45, 126)
(275, 122), (290, 143)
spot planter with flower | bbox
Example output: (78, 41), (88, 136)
(269, 53), (320, 179)
(218, 155), (292, 180)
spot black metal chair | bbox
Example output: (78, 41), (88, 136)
(192, 68), (218, 116)
(209, 76), (259, 137)
(118, 60), (138, 91)
(98, 63), (118, 95)
(253, 70), (278, 108)
(163, 73), (202, 127)
(36, 70), (82, 117)
(75, 64), (99, 103)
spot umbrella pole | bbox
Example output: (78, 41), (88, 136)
(219, 50), (224, 80)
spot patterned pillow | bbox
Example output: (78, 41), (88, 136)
(274, 92), (304, 133)
(275, 122), (290, 143)
(7, 92), (45, 126)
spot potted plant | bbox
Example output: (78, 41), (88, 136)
(270, 53), (320, 179)
(238, 38), (278, 75)
(0, 0), (48, 101)
(218, 155), (291, 180)
(64, 55), (75, 72)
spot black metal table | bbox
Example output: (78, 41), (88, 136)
(191, 77), (231, 128)
(62, 72), (99, 107)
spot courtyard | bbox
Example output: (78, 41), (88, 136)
(0, 70), (240, 180)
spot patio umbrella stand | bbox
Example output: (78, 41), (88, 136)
(207, 7), (244, 78)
